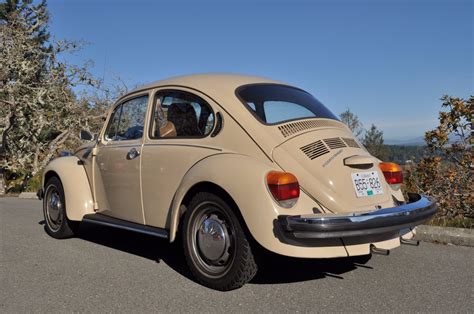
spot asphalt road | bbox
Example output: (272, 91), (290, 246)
(1, 197), (473, 313)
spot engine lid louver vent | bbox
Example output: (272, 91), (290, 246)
(279, 119), (344, 138)
(342, 137), (360, 148)
(300, 137), (362, 160)
(300, 140), (330, 160)
(323, 137), (347, 149)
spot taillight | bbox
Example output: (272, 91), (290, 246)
(379, 162), (403, 186)
(266, 171), (300, 208)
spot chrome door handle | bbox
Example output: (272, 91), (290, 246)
(126, 148), (140, 160)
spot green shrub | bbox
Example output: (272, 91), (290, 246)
(26, 175), (41, 192)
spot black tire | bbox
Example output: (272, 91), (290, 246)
(43, 177), (79, 239)
(182, 192), (257, 291)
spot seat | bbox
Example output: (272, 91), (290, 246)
(168, 103), (200, 136)
(159, 121), (177, 138)
(152, 103), (177, 138)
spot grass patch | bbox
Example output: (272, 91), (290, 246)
(426, 217), (474, 229)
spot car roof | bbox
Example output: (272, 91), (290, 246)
(122, 73), (288, 100)
(114, 74), (302, 121)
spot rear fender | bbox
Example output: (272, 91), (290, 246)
(168, 154), (277, 243)
(42, 156), (94, 221)
(167, 154), (349, 258)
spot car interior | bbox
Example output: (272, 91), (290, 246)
(152, 92), (214, 138)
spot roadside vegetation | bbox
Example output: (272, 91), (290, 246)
(403, 96), (473, 228)
(340, 99), (473, 228)
(1, 0), (125, 193)
(1, 1), (472, 227)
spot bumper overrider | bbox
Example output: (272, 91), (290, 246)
(277, 193), (437, 239)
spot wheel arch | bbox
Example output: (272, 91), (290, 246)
(44, 170), (60, 186)
(181, 181), (239, 213)
(167, 154), (280, 244)
(42, 156), (94, 221)
(176, 181), (249, 234)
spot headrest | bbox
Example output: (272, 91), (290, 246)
(169, 102), (194, 114)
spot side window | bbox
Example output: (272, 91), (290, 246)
(150, 91), (214, 138)
(105, 95), (148, 141)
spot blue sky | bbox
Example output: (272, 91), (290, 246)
(47, 0), (473, 139)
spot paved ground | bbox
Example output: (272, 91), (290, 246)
(1, 197), (473, 313)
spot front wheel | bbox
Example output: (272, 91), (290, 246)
(43, 177), (79, 239)
(182, 192), (257, 291)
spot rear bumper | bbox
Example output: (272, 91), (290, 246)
(277, 193), (436, 239)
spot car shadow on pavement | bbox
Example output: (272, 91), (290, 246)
(77, 222), (194, 281)
(250, 250), (372, 284)
(53, 221), (372, 286)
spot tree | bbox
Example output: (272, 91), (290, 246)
(362, 124), (388, 160)
(385, 145), (428, 165)
(405, 95), (473, 222)
(0, 0), (97, 179)
(339, 108), (363, 137)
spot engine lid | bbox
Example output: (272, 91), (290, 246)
(272, 128), (395, 213)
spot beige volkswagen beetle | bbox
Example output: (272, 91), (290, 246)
(38, 74), (436, 290)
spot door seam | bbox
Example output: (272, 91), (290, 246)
(139, 142), (146, 225)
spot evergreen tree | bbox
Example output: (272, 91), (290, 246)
(362, 124), (388, 160)
(0, 0), (96, 178)
(0, 0), (50, 44)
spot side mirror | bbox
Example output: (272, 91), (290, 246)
(80, 130), (93, 141)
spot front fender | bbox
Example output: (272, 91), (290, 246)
(42, 156), (94, 221)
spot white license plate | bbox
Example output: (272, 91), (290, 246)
(351, 171), (384, 197)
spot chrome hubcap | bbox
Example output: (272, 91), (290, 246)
(49, 192), (61, 221)
(45, 187), (62, 231)
(197, 215), (230, 263)
(189, 202), (236, 277)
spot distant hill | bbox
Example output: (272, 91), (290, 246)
(385, 136), (425, 146)
(385, 145), (429, 164)
(385, 134), (461, 146)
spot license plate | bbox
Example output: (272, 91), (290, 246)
(351, 171), (384, 197)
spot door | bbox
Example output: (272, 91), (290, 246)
(94, 94), (149, 224)
(141, 89), (218, 228)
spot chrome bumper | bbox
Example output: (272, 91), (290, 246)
(277, 193), (436, 239)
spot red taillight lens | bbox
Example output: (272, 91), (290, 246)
(379, 162), (403, 185)
(268, 182), (300, 200)
(266, 171), (300, 207)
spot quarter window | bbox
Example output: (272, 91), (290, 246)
(150, 91), (214, 138)
(105, 95), (148, 141)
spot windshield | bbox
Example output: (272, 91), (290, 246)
(236, 84), (338, 124)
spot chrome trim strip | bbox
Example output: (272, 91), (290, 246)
(142, 143), (222, 151)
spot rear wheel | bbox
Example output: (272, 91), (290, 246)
(182, 192), (257, 291)
(43, 177), (78, 239)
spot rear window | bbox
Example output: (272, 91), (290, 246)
(236, 84), (338, 124)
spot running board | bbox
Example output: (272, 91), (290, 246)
(82, 214), (169, 239)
